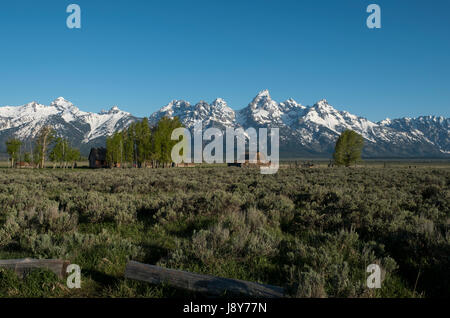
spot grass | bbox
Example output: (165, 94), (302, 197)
(0, 163), (449, 298)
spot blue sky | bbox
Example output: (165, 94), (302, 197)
(0, 0), (449, 121)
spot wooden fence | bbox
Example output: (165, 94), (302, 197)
(125, 260), (285, 298)
(0, 258), (69, 279)
(0, 258), (285, 297)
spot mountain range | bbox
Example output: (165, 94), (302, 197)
(0, 97), (138, 155)
(0, 90), (448, 158)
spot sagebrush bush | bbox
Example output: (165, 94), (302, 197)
(0, 166), (448, 297)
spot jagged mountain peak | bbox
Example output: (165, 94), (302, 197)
(279, 98), (305, 110)
(249, 89), (275, 109)
(98, 105), (126, 115)
(108, 105), (122, 114)
(379, 118), (392, 126)
(51, 96), (71, 105)
(312, 99), (335, 111)
(161, 100), (191, 112)
(257, 89), (271, 98)
(240, 90), (284, 126)
(211, 97), (228, 108)
(316, 98), (329, 104)
(50, 97), (80, 114)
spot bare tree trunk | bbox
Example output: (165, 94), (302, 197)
(40, 135), (46, 168)
(38, 126), (52, 169)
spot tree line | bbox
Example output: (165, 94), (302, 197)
(106, 116), (183, 168)
(4, 121), (362, 169)
(5, 125), (81, 169)
(106, 120), (363, 168)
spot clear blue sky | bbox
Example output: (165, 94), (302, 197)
(0, 0), (449, 121)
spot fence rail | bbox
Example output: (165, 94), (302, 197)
(125, 260), (285, 298)
(0, 258), (69, 279)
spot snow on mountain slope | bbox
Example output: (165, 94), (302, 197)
(296, 99), (380, 143)
(0, 98), (139, 153)
(278, 98), (307, 126)
(237, 89), (303, 127)
(149, 98), (236, 129)
(379, 116), (450, 153)
(0, 92), (448, 157)
(147, 90), (449, 157)
(0, 101), (59, 134)
(81, 106), (136, 142)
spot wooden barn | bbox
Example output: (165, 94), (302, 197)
(88, 147), (108, 168)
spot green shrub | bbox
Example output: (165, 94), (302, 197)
(0, 166), (448, 297)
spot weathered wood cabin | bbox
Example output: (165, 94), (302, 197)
(88, 147), (108, 168)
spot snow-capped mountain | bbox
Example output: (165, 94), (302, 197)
(149, 98), (236, 130)
(0, 91), (448, 158)
(0, 97), (139, 154)
(379, 116), (449, 154)
(147, 90), (449, 158)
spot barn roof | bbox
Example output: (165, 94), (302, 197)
(89, 147), (107, 161)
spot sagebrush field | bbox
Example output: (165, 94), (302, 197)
(0, 165), (449, 298)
